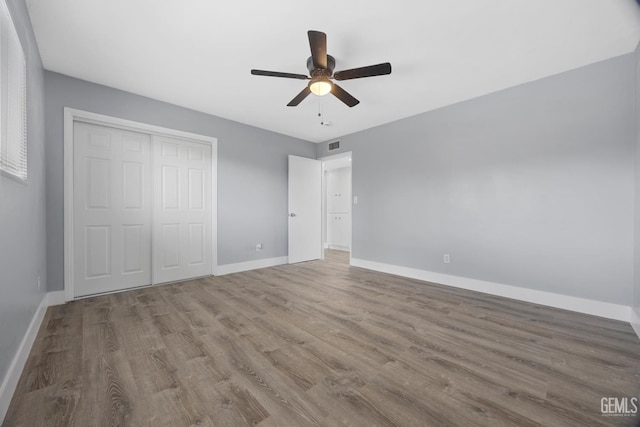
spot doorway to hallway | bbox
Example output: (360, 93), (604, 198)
(321, 152), (352, 265)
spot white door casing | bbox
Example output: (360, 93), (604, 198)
(73, 122), (152, 297)
(153, 135), (212, 284)
(288, 155), (322, 264)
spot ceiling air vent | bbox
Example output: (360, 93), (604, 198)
(328, 140), (340, 151)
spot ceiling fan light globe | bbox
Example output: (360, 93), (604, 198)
(309, 80), (332, 96)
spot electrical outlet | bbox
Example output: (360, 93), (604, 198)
(443, 254), (450, 264)
(256, 243), (263, 251)
(37, 275), (41, 291)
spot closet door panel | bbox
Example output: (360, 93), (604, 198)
(122, 224), (145, 274)
(153, 135), (212, 283)
(73, 122), (152, 297)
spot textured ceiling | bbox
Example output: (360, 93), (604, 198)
(26, 0), (640, 143)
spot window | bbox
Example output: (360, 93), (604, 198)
(0, 0), (27, 183)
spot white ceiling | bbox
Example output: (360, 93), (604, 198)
(26, 0), (640, 143)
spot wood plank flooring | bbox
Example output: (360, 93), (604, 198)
(4, 250), (640, 426)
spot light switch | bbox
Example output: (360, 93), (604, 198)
(353, 196), (358, 205)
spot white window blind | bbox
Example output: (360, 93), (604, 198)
(0, 0), (27, 183)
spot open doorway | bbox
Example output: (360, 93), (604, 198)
(321, 152), (352, 264)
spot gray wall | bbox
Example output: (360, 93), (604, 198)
(319, 54), (635, 305)
(635, 42), (640, 319)
(0, 0), (46, 392)
(45, 71), (315, 292)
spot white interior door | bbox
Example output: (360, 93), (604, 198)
(153, 135), (212, 284)
(288, 155), (321, 263)
(73, 122), (152, 297)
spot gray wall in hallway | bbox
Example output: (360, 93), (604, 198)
(635, 42), (640, 318)
(318, 54), (635, 305)
(0, 0), (47, 398)
(44, 71), (316, 292)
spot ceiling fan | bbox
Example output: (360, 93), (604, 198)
(251, 30), (392, 108)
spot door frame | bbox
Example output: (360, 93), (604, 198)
(319, 151), (353, 261)
(63, 108), (218, 302)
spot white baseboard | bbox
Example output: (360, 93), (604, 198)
(0, 294), (47, 423)
(0, 290), (67, 423)
(631, 309), (640, 340)
(214, 256), (288, 276)
(350, 258), (631, 323)
(46, 291), (65, 306)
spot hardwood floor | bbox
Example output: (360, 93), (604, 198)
(4, 250), (640, 426)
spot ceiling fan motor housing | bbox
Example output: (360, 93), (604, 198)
(307, 55), (336, 76)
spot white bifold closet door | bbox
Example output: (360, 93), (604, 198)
(73, 122), (212, 298)
(73, 122), (153, 297)
(153, 135), (212, 284)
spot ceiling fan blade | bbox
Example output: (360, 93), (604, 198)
(287, 87), (312, 106)
(251, 69), (309, 80)
(334, 62), (392, 81)
(308, 30), (327, 69)
(331, 83), (359, 107)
